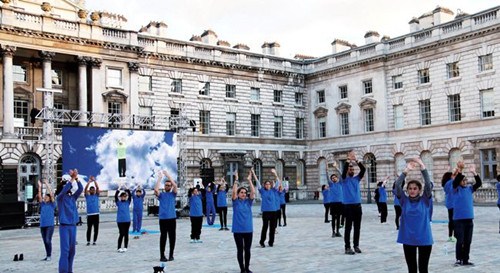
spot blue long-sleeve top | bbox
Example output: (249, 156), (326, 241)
(217, 186), (228, 207)
(232, 198), (254, 233)
(322, 188), (330, 204)
(206, 190), (215, 207)
(115, 189), (131, 223)
(85, 194), (100, 215)
(40, 201), (56, 227)
(497, 182), (500, 205)
(328, 180), (343, 203)
(443, 179), (454, 209)
(378, 185), (387, 203)
(132, 189), (145, 212)
(158, 191), (177, 220)
(279, 189), (286, 205)
(452, 173), (481, 220)
(341, 162), (366, 204)
(56, 181), (83, 225)
(257, 179), (279, 212)
(189, 193), (203, 217)
(395, 169), (433, 246)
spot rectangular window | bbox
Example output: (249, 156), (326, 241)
(139, 75), (152, 91)
(392, 75), (403, 89)
(199, 82), (210, 96)
(51, 69), (63, 88)
(446, 62), (460, 78)
(107, 68), (122, 87)
(226, 112), (236, 136)
(339, 85), (348, 99)
(363, 80), (372, 94)
(53, 103), (65, 129)
(340, 112), (349, 135)
(199, 110), (210, 134)
(251, 114), (260, 137)
(394, 105), (404, 129)
(480, 149), (497, 180)
(14, 99), (29, 126)
(171, 79), (182, 93)
(448, 94), (461, 122)
(226, 84), (236, 98)
(364, 108), (374, 132)
(419, 99), (432, 126)
(295, 117), (304, 139)
(318, 117), (326, 138)
(108, 102), (122, 128)
(317, 90), (325, 104)
(478, 54), (493, 72)
(481, 89), (495, 118)
(13, 65), (27, 83)
(273, 89), (283, 103)
(250, 87), (260, 101)
(274, 116), (283, 138)
(295, 92), (303, 105)
(139, 106), (153, 130)
(418, 68), (430, 84)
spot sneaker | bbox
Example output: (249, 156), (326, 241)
(283, 224), (287, 227)
(345, 248), (355, 255)
(117, 248), (124, 253)
(332, 233), (335, 238)
(167, 256), (175, 262)
(219, 227), (224, 231)
(354, 246), (362, 253)
(447, 237), (456, 242)
(45, 257), (51, 261)
(260, 242), (265, 248)
(122, 248), (127, 252)
(13, 254), (18, 261)
(462, 261), (474, 266)
(224, 227), (230, 231)
(133, 236), (140, 239)
(86, 242), (90, 246)
(454, 260), (462, 266)
(196, 239), (203, 243)
(19, 254), (23, 261)
(92, 242), (96, 246)
(160, 256), (168, 262)
(190, 239), (196, 243)
(324, 220), (330, 223)
(268, 243), (273, 247)
(278, 224), (282, 227)
(339, 225), (344, 229)
(335, 232), (342, 237)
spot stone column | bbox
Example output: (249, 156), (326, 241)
(76, 56), (88, 126)
(90, 58), (103, 119)
(39, 51), (55, 107)
(1, 45), (16, 137)
(128, 62), (139, 119)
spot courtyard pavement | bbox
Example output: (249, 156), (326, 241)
(0, 202), (499, 273)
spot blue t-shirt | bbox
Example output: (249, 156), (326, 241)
(397, 194), (433, 246)
(259, 187), (277, 212)
(443, 179), (454, 209)
(322, 189), (330, 204)
(453, 186), (475, 220)
(328, 181), (343, 203)
(116, 200), (131, 223)
(132, 191), (145, 212)
(217, 190), (227, 207)
(189, 194), (203, 217)
(279, 190), (286, 205)
(341, 175), (362, 204)
(158, 191), (177, 220)
(56, 181), (83, 225)
(496, 182), (500, 205)
(273, 190), (281, 210)
(232, 198), (254, 233)
(378, 186), (387, 203)
(393, 189), (400, 206)
(206, 191), (215, 207)
(85, 194), (100, 215)
(40, 202), (55, 227)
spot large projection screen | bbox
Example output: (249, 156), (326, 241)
(62, 127), (178, 190)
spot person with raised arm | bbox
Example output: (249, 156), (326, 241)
(278, 184), (287, 227)
(441, 170), (455, 242)
(84, 176), (100, 246)
(216, 178), (229, 230)
(132, 184), (146, 236)
(257, 168), (279, 248)
(154, 170), (178, 262)
(114, 184), (131, 253)
(392, 177), (404, 230)
(188, 181), (204, 243)
(395, 158), (433, 273)
(327, 162), (343, 237)
(377, 176), (390, 224)
(205, 182), (217, 226)
(232, 170), (255, 273)
(38, 179), (55, 261)
(272, 170), (282, 232)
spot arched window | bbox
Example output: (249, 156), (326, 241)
(275, 160), (284, 180)
(252, 159), (262, 183)
(296, 160), (305, 186)
(448, 149), (462, 169)
(364, 153), (377, 184)
(18, 154), (41, 201)
(318, 158), (327, 185)
(395, 153), (406, 175)
(420, 151), (433, 178)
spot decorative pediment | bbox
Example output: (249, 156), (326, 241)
(313, 106), (328, 118)
(197, 102), (212, 111)
(102, 89), (128, 102)
(167, 70), (183, 79)
(358, 97), (377, 109)
(334, 102), (351, 114)
(14, 86), (33, 99)
(250, 107), (261, 115)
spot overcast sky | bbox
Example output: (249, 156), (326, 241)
(84, 0), (499, 58)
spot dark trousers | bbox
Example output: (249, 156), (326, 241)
(59, 224), (76, 273)
(278, 204), (287, 226)
(86, 214), (99, 243)
(379, 202), (388, 223)
(394, 205), (402, 230)
(206, 203), (216, 225)
(285, 192), (290, 203)
(403, 244), (432, 273)
(330, 202), (342, 233)
(447, 209), (454, 237)
(260, 211), (276, 246)
(117, 222), (130, 249)
(454, 219), (474, 263)
(324, 203), (330, 222)
(118, 158), (126, 177)
(133, 209), (143, 232)
(190, 216), (203, 240)
(234, 233), (253, 272)
(219, 207), (228, 228)
(344, 204), (362, 248)
(274, 209), (280, 230)
(159, 219), (176, 258)
(40, 226), (54, 257)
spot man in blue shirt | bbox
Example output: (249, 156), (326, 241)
(84, 176), (100, 246)
(154, 170), (178, 262)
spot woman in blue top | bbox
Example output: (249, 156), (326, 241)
(321, 184), (331, 223)
(392, 179), (404, 230)
(216, 178), (229, 230)
(188, 185), (203, 243)
(84, 176), (100, 246)
(377, 177), (389, 223)
(395, 158), (433, 273)
(205, 182), (217, 226)
(257, 168), (280, 248)
(38, 179), (55, 261)
(132, 185), (145, 235)
(114, 186), (131, 253)
(278, 184), (287, 226)
(441, 171), (455, 242)
(232, 170), (256, 273)
(452, 162), (481, 266)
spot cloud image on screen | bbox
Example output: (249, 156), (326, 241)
(62, 127), (177, 190)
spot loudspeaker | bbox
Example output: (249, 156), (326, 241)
(0, 202), (25, 229)
(0, 168), (17, 203)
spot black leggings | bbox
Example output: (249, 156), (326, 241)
(117, 222), (130, 249)
(219, 207), (228, 228)
(324, 203), (330, 222)
(86, 214), (99, 243)
(159, 219), (176, 258)
(260, 211), (276, 246)
(330, 202), (342, 233)
(447, 208), (454, 237)
(454, 219), (473, 263)
(394, 205), (402, 230)
(403, 244), (432, 273)
(234, 233), (252, 272)
(379, 202), (388, 223)
(344, 204), (362, 248)
(190, 216), (203, 240)
(278, 204), (287, 225)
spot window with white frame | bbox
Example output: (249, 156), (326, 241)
(108, 101), (122, 128)
(420, 151), (433, 178)
(250, 87), (260, 101)
(478, 54), (493, 72)
(418, 68), (430, 84)
(480, 89), (495, 118)
(13, 65), (27, 83)
(252, 160), (262, 183)
(139, 75), (152, 91)
(275, 160), (284, 180)
(448, 149), (462, 169)
(199, 110), (210, 134)
(340, 112), (349, 135)
(419, 99), (431, 126)
(295, 92), (303, 105)
(392, 75), (403, 89)
(251, 114), (260, 137)
(199, 82), (210, 96)
(318, 117), (326, 138)
(14, 99), (29, 126)
(317, 90), (325, 104)
(448, 94), (461, 122)
(364, 154), (377, 184)
(274, 116), (283, 138)
(273, 89), (283, 103)
(296, 160), (305, 186)
(107, 68), (122, 87)
(480, 149), (497, 180)
(395, 153), (406, 175)
(339, 85), (348, 99)
(296, 117), (304, 139)
(394, 105), (404, 129)
(318, 158), (327, 185)
(226, 84), (236, 98)
(226, 112), (236, 136)
(446, 62), (460, 78)
(51, 69), (63, 88)
(171, 79), (182, 93)
(363, 79), (372, 94)
(139, 106), (153, 130)
(364, 108), (374, 132)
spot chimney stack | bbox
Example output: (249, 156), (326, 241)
(201, 30), (218, 45)
(364, 31), (380, 45)
(409, 17), (420, 32)
(331, 39), (352, 54)
(433, 6), (454, 25)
